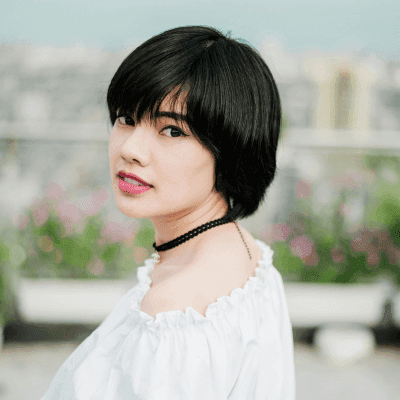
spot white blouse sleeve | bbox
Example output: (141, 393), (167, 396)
(268, 264), (296, 400)
(104, 322), (225, 399)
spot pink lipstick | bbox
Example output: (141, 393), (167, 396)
(118, 170), (153, 195)
(118, 177), (152, 194)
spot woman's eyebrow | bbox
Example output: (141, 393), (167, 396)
(155, 111), (188, 123)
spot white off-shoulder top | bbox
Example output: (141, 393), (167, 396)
(41, 239), (295, 399)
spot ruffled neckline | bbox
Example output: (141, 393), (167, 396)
(127, 239), (274, 330)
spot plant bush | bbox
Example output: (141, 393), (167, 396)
(259, 151), (400, 285)
(0, 224), (20, 327)
(0, 240), (9, 328)
(14, 182), (156, 280)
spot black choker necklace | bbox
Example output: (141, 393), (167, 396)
(151, 216), (252, 263)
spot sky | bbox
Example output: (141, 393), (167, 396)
(1, 0), (399, 60)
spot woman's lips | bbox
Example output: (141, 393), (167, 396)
(118, 177), (153, 194)
(118, 171), (152, 186)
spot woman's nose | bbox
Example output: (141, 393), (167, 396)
(119, 124), (151, 165)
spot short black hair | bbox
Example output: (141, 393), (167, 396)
(107, 26), (281, 222)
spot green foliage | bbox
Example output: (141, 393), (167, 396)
(268, 241), (304, 281)
(263, 150), (400, 286)
(0, 227), (19, 326)
(134, 218), (155, 248)
(13, 190), (156, 280)
(101, 243), (120, 263)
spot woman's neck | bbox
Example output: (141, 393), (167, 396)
(150, 193), (229, 265)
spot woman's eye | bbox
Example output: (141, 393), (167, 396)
(116, 116), (135, 126)
(162, 126), (187, 138)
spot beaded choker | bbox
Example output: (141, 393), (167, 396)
(151, 217), (252, 263)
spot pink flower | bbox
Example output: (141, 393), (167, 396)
(295, 180), (312, 199)
(375, 231), (392, 250)
(331, 247), (345, 263)
(290, 235), (313, 259)
(273, 223), (291, 241)
(351, 230), (373, 252)
(14, 213), (30, 230)
(366, 247), (380, 267)
(387, 247), (400, 264)
(304, 245), (320, 266)
(32, 199), (50, 227)
(259, 224), (274, 244)
(101, 216), (139, 244)
(56, 201), (83, 225)
(44, 181), (66, 202)
(79, 187), (110, 217)
(93, 186), (110, 205)
(259, 223), (291, 245)
(87, 256), (105, 276)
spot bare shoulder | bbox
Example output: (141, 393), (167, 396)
(140, 272), (212, 319)
(140, 227), (262, 320)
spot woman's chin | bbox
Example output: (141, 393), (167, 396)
(114, 198), (149, 219)
(117, 207), (149, 219)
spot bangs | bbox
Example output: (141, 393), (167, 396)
(107, 73), (190, 128)
(107, 33), (261, 153)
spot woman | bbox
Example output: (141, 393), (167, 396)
(42, 26), (295, 399)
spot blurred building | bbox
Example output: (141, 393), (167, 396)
(0, 42), (399, 230)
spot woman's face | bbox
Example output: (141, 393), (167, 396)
(109, 95), (224, 221)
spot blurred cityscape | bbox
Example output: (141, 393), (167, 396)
(1, 42), (400, 399)
(0, 41), (400, 225)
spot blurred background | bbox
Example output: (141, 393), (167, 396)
(1, 0), (400, 399)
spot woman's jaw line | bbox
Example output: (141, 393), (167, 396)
(150, 192), (229, 248)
